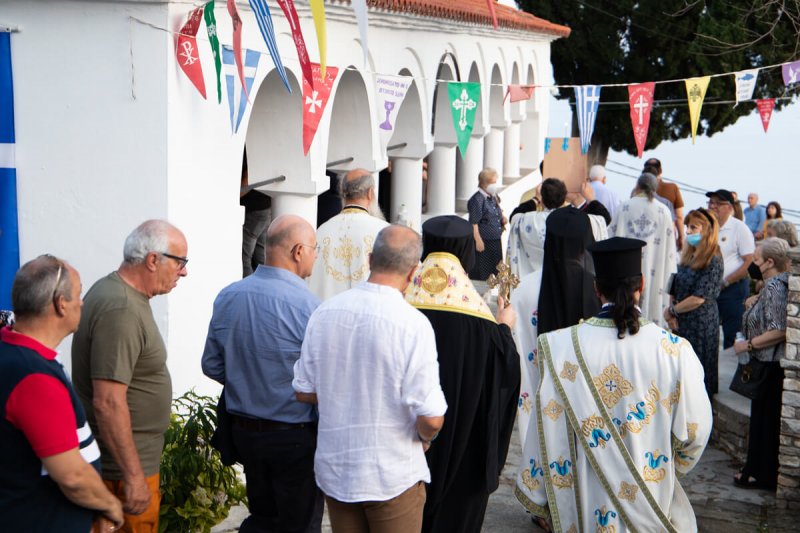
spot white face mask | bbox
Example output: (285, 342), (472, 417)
(486, 183), (501, 195)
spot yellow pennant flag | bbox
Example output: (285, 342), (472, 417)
(309, 0), (327, 77)
(684, 76), (710, 144)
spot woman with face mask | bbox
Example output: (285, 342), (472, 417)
(664, 208), (724, 398)
(467, 168), (507, 280)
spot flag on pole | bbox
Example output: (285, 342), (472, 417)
(204, 0), (223, 103)
(276, 0), (313, 89)
(733, 69), (758, 105)
(248, 0), (291, 93)
(685, 76), (710, 144)
(447, 82), (481, 156)
(0, 32), (18, 309)
(176, 7), (207, 99)
(226, 0), (248, 98)
(627, 82), (655, 158)
(756, 98), (776, 133)
(782, 60), (800, 86)
(574, 85), (601, 154)
(222, 46), (261, 133)
(309, 0), (328, 77)
(351, 0), (370, 67)
(375, 75), (412, 150)
(485, 0), (498, 29)
(303, 64), (338, 154)
(503, 84), (534, 103)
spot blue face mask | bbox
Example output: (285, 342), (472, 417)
(686, 233), (702, 247)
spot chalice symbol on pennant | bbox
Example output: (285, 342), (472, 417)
(379, 100), (395, 130)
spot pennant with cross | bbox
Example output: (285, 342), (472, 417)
(447, 82), (481, 157)
(176, 7), (207, 99)
(302, 63), (338, 154)
(627, 82), (655, 158)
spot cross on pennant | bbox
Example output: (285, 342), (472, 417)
(452, 89), (477, 131)
(180, 41), (198, 66)
(306, 90), (322, 113)
(634, 95), (649, 125)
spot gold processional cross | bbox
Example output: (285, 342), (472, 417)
(486, 260), (520, 303)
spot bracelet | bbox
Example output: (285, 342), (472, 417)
(669, 303), (678, 317)
(747, 341), (753, 352)
(417, 431), (438, 445)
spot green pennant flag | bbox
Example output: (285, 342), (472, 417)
(448, 82), (481, 156)
(204, 0), (222, 103)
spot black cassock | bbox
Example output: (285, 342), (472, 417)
(420, 310), (520, 533)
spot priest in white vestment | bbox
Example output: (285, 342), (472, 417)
(609, 173), (676, 326)
(308, 169), (389, 300)
(515, 237), (712, 533)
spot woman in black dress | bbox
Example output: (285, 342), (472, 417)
(664, 208), (723, 398)
(467, 168), (506, 280)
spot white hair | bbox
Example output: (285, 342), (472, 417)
(589, 165), (606, 181)
(122, 220), (175, 264)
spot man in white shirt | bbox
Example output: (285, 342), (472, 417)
(588, 164), (620, 219)
(293, 225), (447, 532)
(707, 189), (755, 348)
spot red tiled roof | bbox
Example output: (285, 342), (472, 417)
(367, 0), (571, 38)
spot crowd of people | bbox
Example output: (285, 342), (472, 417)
(0, 161), (794, 532)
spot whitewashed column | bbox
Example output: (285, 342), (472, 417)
(483, 127), (505, 180)
(270, 193), (318, 228)
(456, 134), (484, 212)
(503, 121), (521, 183)
(390, 157), (423, 231)
(427, 143), (457, 215)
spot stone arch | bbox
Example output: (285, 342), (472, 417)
(521, 62), (543, 172)
(325, 67), (376, 173)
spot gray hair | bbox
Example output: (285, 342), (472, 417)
(339, 172), (374, 201)
(122, 220), (174, 264)
(370, 225), (422, 275)
(478, 168), (498, 186)
(767, 219), (798, 247)
(635, 173), (658, 201)
(759, 237), (791, 271)
(11, 254), (74, 319)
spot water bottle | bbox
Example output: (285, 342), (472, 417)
(397, 204), (410, 228)
(735, 332), (749, 364)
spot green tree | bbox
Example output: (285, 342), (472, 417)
(518, 0), (799, 163)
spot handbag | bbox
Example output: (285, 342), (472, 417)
(729, 356), (770, 400)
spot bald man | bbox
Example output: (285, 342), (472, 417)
(202, 215), (323, 533)
(308, 168), (389, 300)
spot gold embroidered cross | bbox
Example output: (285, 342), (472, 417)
(487, 260), (520, 302)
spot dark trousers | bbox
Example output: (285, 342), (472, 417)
(744, 362), (784, 489)
(233, 423), (323, 533)
(717, 278), (748, 348)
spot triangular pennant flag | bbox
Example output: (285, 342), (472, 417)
(627, 82), (655, 158)
(485, 0), (498, 29)
(448, 82), (481, 156)
(757, 98), (776, 133)
(504, 84), (534, 103)
(204, 1), (222, 103)
(733, 68), (758, 105)
(303, 63), (338, 154)
(176, 7), (207, 99)
(226, 0), (248, 99)
(309, 0), (328, 77)
(782, 60), (800, 86)
(222, 46), (261, 133)
(574, 85), (601, 154)
(375, 75), (412, 150)
(248, 0), (292, 93)
(352, 0), (370, 67)
(685, 76), (710, 144)
(276, 0), (313, 90)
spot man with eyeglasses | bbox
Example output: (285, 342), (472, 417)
(72, 220), (188, 532)
(202, 214), (323, 533)
(706, 189), (755, 349)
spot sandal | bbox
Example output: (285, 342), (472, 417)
(733, 471), (761, 489)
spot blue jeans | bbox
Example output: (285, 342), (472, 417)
(717, 278), (749, 349)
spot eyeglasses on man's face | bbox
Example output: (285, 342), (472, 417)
(293, 243), (320, 254)
(707, 199), (729, 208)
(160, 252), (189, 269)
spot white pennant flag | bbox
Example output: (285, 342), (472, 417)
(352, 0), (369, 67)
(375, 75), (412, 150)
(733, 68), (759, 105)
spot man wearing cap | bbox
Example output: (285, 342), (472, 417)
(517, 236), (712, 533)
(588, 164), (620, 220)
(707, 189), (755, 348)
(405, 215), (520, 533)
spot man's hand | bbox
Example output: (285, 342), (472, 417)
(496, 296), (516, 329)
(122, 474), (151, 515)
(476, 238), (485, 253)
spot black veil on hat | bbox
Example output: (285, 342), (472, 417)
(421, 215), (476, 272)
(587, 237), (646, 281)
(537, 207), (600, 335)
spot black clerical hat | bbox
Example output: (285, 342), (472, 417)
(421, 215), (476, 271)
(705, 189), (735, 204)
(587, 237), (646, 280)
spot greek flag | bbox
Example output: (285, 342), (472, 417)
(222, 46), (260, 134)
(247, 0), (291, 92)
(0, 32), (18, 309)
(575, 85), (601, 154)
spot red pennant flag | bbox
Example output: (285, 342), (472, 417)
(226, 0), (248, 99)
(757, 98), (776, 133)
(277, 0), (314, 90)
(303, 64), (338, 155)
(504, 84), (534, 103)
(485, 0), (498, 29)
(177, 7), (207, 99)
(627, 82), (655, 158)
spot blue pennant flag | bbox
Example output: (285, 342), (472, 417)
(575, 85), (601, 154)
(222, 46), (260, 133)
(248, 0), (291, 93)
(0, 32), (19, 310)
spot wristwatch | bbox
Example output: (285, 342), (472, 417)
(747, 341), (754, 352)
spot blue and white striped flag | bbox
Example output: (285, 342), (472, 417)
(248, 0), (291, 93)
(575, 85), (601, 154)
(0, 32), (19, 310)
(223, 46), (260, 133)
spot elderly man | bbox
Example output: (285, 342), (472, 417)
(294, 225), (447, 532)
(744, 192), (767, 240)
(308, 168), (389, 300)
(644, 158), (684, 248)
(72, 220), (188, 533)
(588, 164), (620, 219)
(707, 189), (755, 348)
(202, 215), (323, 533)
(1, 255), (122, 531)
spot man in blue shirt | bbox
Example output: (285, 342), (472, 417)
(202, 214), (322, 533)
(744, 192), (767, 239)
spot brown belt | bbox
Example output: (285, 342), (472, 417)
(232, 415), (314, 432)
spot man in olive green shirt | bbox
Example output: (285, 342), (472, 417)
(73, 220), (188, 533)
